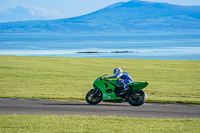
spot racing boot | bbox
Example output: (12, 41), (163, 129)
(119, 89), (127, 96)
(119, 82), (129, 95)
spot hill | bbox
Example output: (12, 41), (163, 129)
(0, 55), (199, 104)
(0, 0), (200, 33)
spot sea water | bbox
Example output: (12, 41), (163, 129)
(0, 33), (200, 60)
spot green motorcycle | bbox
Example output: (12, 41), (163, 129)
(86, 74), (148, 106)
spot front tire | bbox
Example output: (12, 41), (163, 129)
(86, 89), (102, 105)
(127, 90), (147, 106)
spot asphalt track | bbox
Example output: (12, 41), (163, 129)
(0, 98), (200, 118)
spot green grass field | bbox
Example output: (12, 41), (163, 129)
(0, 115), (199, 133)
(0, 55), (200, 104)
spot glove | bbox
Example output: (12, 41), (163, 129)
(117, 78), (122, 81)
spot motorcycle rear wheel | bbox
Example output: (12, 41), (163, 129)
(86, 89), (102, 105)
(127, 90), (147, 106)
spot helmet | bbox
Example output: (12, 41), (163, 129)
(113, 68), (122, 76)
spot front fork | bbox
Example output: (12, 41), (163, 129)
(92, 88), (99, 97)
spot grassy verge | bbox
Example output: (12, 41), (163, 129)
(0, 115), (199, 133)
(0, 55), (200, 104)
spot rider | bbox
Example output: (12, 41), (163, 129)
(108, 68), (134, 95)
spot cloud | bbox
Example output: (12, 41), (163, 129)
(0, 5), (63, 22)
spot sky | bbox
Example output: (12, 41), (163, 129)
(1, 0), (200, 22)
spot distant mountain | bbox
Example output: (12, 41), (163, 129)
(0, 0), (200, 33)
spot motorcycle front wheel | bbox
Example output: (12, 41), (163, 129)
(86, 89), (102, 105)
(127, 90), (147, 106)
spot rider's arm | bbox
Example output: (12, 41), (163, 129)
(109, 75), (117, 79)
(109, 72), (123, 79)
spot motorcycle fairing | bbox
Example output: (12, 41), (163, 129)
(93, 79), (123, 101)
(127, 82), (148, 90)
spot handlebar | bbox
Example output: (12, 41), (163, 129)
(98, 74), (107, 79)
(102, 74), (108, 77)
(98, 74), (109, 81)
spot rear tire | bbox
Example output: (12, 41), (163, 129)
(86, 89), (102, 105)
(127, 90), (147, 106)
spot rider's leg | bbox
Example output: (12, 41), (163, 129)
(122, 80), (128, 90)
(119, 80), (130, 95)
